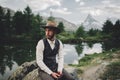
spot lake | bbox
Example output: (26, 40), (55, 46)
(64, 42), (102, 64)
(0, 41), (107, 80)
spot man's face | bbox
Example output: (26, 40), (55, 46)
(45, 28), (55, 40)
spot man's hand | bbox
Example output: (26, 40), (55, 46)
(51, 72), (60, 79)
(57, 71), (62, 76)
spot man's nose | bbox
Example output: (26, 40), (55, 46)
(46, 30), (49, 35)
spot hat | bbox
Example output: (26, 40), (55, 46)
(42, 21), (61, 34)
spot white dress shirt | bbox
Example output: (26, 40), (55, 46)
(36, 39), (64, 75)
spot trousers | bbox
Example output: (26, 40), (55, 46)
(38, 68), (75, 80)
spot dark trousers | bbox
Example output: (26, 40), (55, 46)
(38, 69), (75, 80)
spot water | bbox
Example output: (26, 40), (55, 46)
(63, 43), (102, 64)
(63, 44), (79, 64)
(0, 42), (103, 80)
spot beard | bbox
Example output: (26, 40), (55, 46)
(46, 34), (55, 41)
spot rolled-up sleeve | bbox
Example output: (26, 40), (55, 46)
(57, 40), (64, 72)
(36, 40), (53, 75)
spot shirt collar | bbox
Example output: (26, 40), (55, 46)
(47, 39), (55, 44)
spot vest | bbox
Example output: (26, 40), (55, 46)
(43, 38), (60, 72)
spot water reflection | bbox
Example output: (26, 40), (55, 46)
(63, 44), (79, 64)
(0, 61), (18, 80)
(102, 39), (120, 51)
(0, 42), (37, 80)
(78, 42), (102, 59)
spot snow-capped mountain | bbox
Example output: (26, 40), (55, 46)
(83, 14), (103, 31)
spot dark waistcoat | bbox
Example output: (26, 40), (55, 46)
(43, 38), (60, 72)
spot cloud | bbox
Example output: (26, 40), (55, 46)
(76, 0), (120, 17)
(102, 0), (111, 4)
(75, 0), (85, 6)
(104, 5), (120, 14)
(0, 0), (27, 11)
(24, 0), (62, 11)
(0, 0), (62, 11)
(75, 0), (80, 3)
(77, 7), (103, 16)
(90, 9), (103, 16)
(101, 0), (120, 15)
(79, 1), (85, 6)
(50, 8), (72, 15)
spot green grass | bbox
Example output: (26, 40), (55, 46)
(100, 61), (120, 80)
(77, 50), (119, 67)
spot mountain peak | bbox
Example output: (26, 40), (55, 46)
(83, 14), (102, 31)
(84, 14), (97, 24)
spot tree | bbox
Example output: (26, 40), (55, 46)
(4, 9), (12, 38)
(102, 19), (113, 34)
(23, 6), (33, 33)
(75, 25), (85, 38)
(12, 11), (25, 35)
(47, 16), (55, 21)
(87, 28), (99, 36)
(57, 22), (65, 32)
(0, 6), (5, 40)
(112, 20), (120, 39)
(31, 14), (44, 40)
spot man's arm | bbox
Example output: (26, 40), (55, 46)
(57, 40), (64, 73)
(36, 40), (53, 75)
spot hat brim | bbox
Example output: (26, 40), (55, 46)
(41, 26), (61, 34)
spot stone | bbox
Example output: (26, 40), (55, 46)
(8, 60), (78, 80)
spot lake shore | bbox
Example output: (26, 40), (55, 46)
(73, 50), (120, 80)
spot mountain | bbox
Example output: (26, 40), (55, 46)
(0, 6), (15, 16)
(43, 17), (78, 32)
(83, 14), (102, 31)
(55, 17), (78, 32)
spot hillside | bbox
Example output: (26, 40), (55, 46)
(43, 16), (78, 32)
(76, 50), (120, 80)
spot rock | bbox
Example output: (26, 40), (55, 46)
(8, 61), (39, 80)
(23, 68), (40, 80)
(8, 61), (78, 80)
(64, 65), (79, 80)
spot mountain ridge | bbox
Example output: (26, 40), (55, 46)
(83, 14), (103, 31)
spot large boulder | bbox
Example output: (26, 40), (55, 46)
(8, 61), (39, 80)
(8, 61), (78, 80)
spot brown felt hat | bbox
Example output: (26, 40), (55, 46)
(42, 21), (61, 34)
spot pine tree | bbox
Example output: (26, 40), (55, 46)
(31, 13), (44, 40)
(75, 25), (85, 38)
(4, 9), (12, 38)
(57, 22), (65, 32)
(0, 6), (5, 39)
(112, 20), (120, 39)
(102, 19), (113, 34)
(23, 6), (33, 32)
(12, 11), (25, 35)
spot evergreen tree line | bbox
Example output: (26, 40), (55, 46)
(102, 19), (120, 40)
(0, 6), (45, 42)
(75, 19), (120, 41)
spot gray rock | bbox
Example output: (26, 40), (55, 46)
(8, 61), (78, 80)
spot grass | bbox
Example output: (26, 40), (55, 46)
(77, 50), (119, 67)
(100, 61), (120, 80)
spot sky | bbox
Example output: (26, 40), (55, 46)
(0, 0), (120, 24)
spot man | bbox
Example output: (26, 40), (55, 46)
(36, 21), (74, 80)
